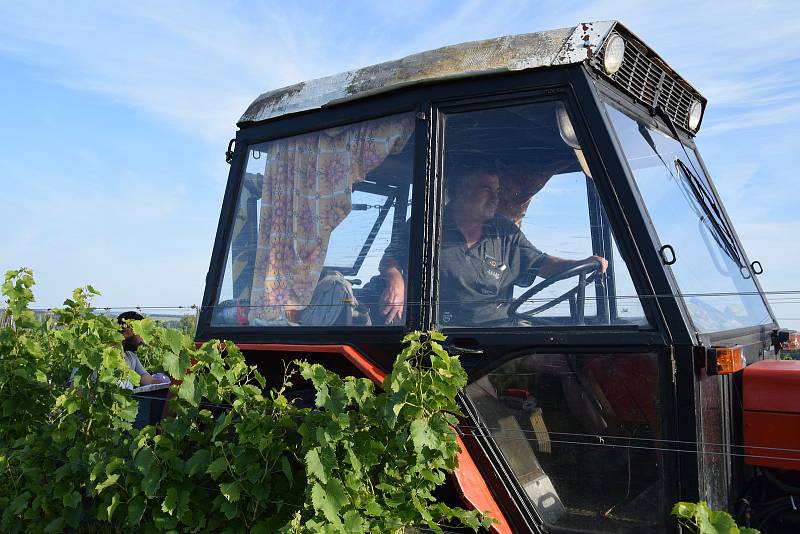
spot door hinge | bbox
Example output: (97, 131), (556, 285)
(225, 139), (236, 164)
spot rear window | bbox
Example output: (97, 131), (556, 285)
(213, 113), (415, 328)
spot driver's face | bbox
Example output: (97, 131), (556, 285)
(457, 173), (500, 222)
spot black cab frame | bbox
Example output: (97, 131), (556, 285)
(197, 21), (786, 533)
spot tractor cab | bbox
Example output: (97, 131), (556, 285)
(198, 21), (786, 533)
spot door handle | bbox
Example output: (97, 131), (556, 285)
(659, 244), (676, 265)
(443, 341), (484, 356)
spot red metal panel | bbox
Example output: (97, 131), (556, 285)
(743, 411), (800, 470)
(453, 435), (513, 534)
(743, 360), (800, 470)
(235, 343), (387, 385)
(234, 342), (511, 533)
(743, 360), (800, 413)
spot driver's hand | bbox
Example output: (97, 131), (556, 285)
(380, 271), (406, 325)
(588, 255), (608, 273)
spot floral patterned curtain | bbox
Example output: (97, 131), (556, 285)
(249, 114), (414, 324)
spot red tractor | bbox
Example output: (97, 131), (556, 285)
(196, 21), (799, 533)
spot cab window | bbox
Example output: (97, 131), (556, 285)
(213, 113), (415, 327)
(466, 352), (669, 531)
(604, 102), (773, 333)
(437, 100), (649, 328)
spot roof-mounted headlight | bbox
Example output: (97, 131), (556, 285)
(688, 100), (703, 131)
(603, 34), (625, 75)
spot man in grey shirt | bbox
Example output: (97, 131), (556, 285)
(117, 311), (165, 387)
(378, 161), (607, 327)
(66, 311), (166, 389)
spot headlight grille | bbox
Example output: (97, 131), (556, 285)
(595, 33), (700, 132)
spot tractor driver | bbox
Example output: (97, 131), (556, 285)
(378, 159), (608, 326)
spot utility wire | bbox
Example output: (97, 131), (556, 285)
(456, 426), (800, 463)
(7, 289), (800, 313)
(45, 390), (800, 462)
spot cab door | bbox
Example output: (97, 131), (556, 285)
(428, 90), (678, 533)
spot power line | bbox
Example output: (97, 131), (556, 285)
(6, 290), (800, 313)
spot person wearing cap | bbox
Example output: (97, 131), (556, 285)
(116, 311), (168, 387)
(65, 311), (169, 389)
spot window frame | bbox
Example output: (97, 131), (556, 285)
(197, 66), (678, 349)
(429, 87), (662, 338)
(595, 82), (778, 338)
(197, 101), (430, 343)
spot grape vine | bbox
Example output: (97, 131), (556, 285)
(0, 268), (493, 533)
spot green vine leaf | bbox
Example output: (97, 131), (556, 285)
(220, 481), (241, 503)
(672, 501), (759, 534)
(0, 269), (492, 533)
(311, 480), (348, 526)
(207, 457), (228, 479)
(305, 448), (328, 484)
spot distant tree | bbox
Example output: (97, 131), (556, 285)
(179, 314), (197, 337)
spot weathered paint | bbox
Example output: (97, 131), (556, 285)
(551, 20), (616, 65)
(239, 21), (618, 125)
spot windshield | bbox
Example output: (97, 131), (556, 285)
(604, 102), (773, 333)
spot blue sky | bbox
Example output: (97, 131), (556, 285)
(1, 1), (799, 328)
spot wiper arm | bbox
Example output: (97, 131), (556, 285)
(637, 123), (675, 180)
(675, 159), (745, 269)
(640, 106), (747, 271)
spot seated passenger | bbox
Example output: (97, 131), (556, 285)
(378, 161), (607, 326)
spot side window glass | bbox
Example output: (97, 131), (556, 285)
(512, 171), (597, 319)
(213, 113), (415, 327)
(604, 102), (772, 332)
(609, 234), (648, 322)
(465, 352), (668, 531)
(437, 101), (649, 328)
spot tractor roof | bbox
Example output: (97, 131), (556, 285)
(239, 21), (621, 125)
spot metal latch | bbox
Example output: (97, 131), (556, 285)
(225, 139), (236, 164)
(443, 340), (484, 356)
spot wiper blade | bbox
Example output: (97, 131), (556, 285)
(675, 159), (745, 269)
(652, 105), (747, 270)
(637, 107), (747, 271)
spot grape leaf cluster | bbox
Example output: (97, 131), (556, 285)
(0, 269), (493, 533)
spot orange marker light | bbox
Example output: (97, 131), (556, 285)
(709, 346), (746, 375)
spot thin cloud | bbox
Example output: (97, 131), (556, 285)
(702, 101), (800, 135)
(0, 3), (317, 142)
(2, 0), (798, 321)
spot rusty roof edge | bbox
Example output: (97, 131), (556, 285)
(237, 23), (610, 126)
(552, 20), (617, 65)
(236, 20), (710, 128)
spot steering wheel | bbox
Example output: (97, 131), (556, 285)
(508, 258), (603, 325)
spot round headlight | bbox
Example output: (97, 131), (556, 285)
(688, 100), (703, 131)
(603, 34), (626, 75)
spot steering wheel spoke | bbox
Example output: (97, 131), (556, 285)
(509, 259), (602, 324)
